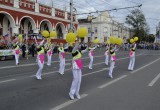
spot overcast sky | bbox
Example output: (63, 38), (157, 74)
(38, 0), (160, 34)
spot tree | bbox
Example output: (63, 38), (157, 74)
(126, 9), (149, 42)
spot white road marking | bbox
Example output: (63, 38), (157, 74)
(0, 52), (132, 70)
(148, 73), (160, 87)
(0, 79), (16, 84)
(0, 55), (105, 70)
(98, 75), (127, 89)
(82, 68), (108, 77)
(50, 94), (88, 110)
(131, 57), (160, 74)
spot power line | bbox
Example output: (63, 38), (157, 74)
(76, 4), (142, 15)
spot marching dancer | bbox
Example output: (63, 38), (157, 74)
(58, 43), (65, 75)
(108, 45), (119, 78)
(88, 44), (96, 69)
(69, 42), (88, 100)
(35, 45), (45, 80)
(14, 42), (20, 65)
(46, 43), (53, 66)
(105, 45), (109, 66)
(128, 43), (136, 71)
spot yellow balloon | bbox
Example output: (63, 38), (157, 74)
(66, 33), (76, 43)
(42, 30), (49, 38)
(77, 28), (88, 38)
(106, 39), (110, 44)
(134, 37), (138, 42)
(93, 38), (100, 44)
(109, 36), (117, 44)
(130, 39), (134, 43)
(18, 34), (23, 42)
(116, 38), (123, 45)
(50, 31), (57, 38)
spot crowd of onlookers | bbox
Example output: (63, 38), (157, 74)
(136, 43), (160, 50)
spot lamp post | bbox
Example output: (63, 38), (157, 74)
(87, 14), (96, 42)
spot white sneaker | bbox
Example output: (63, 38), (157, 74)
(89, 67), (93, 70)
(69, 93), (74, 100)
(109, 74), (113, 79)
(76, 94), (81, 99)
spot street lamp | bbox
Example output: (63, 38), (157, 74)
(87, 14), (96, 42)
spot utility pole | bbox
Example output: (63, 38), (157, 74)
(70, 0), (73, 31)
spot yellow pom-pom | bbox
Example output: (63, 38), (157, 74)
(66, 33), (76, 43)
(109, 36), (117, 44)
(50, 31), (57, 38)
(134, 37), (138, 42)
(42, 30), (49, 38)
(77, 27), (88, 38)
(130, 39), (134, 43)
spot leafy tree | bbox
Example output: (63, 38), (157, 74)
(126, 9), (149, 41)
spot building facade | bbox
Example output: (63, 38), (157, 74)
(0, 0), (78, 39)
(78, 11), (131, 43)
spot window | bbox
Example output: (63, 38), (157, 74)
(28, 4), (30, 8)
(24, 3), (26, 7)
(5, 0), (8, 2)
(32, 5), (34, 9)
(19, 2), (22, 6)
(94, 27), (97, 33)
(88, 28), (91, 33)
(10, 0), (13, 3)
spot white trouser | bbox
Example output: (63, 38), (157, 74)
(59, 59), (65, 74)
(36, 60), (44, 79)
(89, 54), (93, 69)
(69, 69), (82, 95)
(108, 60), (115, 77)
(128, 56), (135, 70)
(105, 55), (109, 65)
(15, 54), (19, 65)
(47, 54), (52, 66)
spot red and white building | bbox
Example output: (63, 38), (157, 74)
(0, 0), (78, 40)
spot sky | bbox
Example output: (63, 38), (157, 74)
(37, 0), (160, 34)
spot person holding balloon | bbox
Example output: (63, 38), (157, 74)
(58, 43), (66, 75)
(128, 37), (138, 71)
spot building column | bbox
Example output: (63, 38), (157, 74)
(35, 2), (39, 13)
(14, 0), (19, 8)
(33, 28), (39, 34)
(52, 8), (55, 17)
(65, 11), (68, 20)
(12, 26), (19, 35)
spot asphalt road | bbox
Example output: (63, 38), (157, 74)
(0, 48), (160, 110)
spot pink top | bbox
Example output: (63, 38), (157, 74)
(15, 50), (20, 55)
(38, 54), (45, 63)
(74, 59), (83, 69)
(61, 52), (65, 59)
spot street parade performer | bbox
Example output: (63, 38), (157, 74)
(14, 42), (21, 65)
(69, 42), (88, 100)
(88, 43), (96, 69)
(128, 42), (137, 71)
(58, 43), (66, 75)
(108, 44), (119, 78)
(35, 41), (45, 80)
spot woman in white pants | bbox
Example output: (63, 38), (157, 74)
(88, 45), (96, 69)
(14, 43), (20, 65)
(36, 46), (45, 80)
(105, 46), (109, 65)
(58, 43), (65, 75)
(108, 45), (119, 78)
(128, 43), (136, 71)
(69, 43), (88, 100)
(46, 44), (53, 66)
